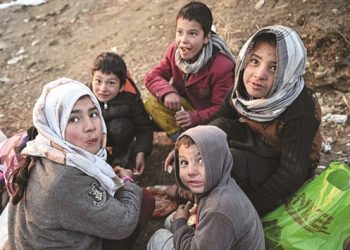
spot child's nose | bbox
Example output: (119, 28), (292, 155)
(100, 82), (108, 91)
(254, 66), (268, 80)
(180, 34), (188, 44)
(84, 118), (96, 132)
(187, 164), (198, 175)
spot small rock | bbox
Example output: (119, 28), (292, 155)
(0, 41), (8, 50)
(7, 55), (25, 65)
(0, 76), (10, 83)
(49, 40), (58, 46)
(32, 40), (40, 46)
(255, 0), (265, 10)
(17, 47), (25, 55)
(322, 113), (348, 124)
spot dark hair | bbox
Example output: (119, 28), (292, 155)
(175, 135), (195, 150)
(91, 52), (127, 86)
(9, 126), (39, 204)
(176, 1), (213, 36)
(10, 157), (37, 205)
(254, 33), (276, 47)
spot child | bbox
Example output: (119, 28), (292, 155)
(148, 125), (265, 250)
(210, 25), (322, 216)
(90, 52), (153, 175)
(7, 78), (151, 249)
(144, 1), (235, 140)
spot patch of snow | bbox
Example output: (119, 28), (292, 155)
(0, 0), (47, 10)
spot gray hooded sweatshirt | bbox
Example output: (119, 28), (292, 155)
(171, 125), (264, 250)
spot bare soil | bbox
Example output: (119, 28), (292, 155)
(0, 0), (349, 249)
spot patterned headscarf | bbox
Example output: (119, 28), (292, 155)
(175, 32), (236, 74)
(21, 78), (123, 196)
(231, 25), (306, 122)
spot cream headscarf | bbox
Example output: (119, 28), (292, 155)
(21, 78), (123, 196)
(231, 25), (306, 122)
(175, 32), (236, 74)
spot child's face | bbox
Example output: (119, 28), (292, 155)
(175, 17), (209, 62)
(243, 40), (277, 98)
(178, 143), (205, 194)
(92, 70), (122, 102)
(65, 96), (103, 154)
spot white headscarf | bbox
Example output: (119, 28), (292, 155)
(22, 78), (123, 196)
(231, 25), (306, 122)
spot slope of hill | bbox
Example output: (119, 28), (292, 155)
(0, 0), (349, 248)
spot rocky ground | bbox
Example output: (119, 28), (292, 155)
(0, 0), (349, 249)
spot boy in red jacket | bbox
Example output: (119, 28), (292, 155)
(144, 1), (235, 141)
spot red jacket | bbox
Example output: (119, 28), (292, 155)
(144, 42), (235, 125)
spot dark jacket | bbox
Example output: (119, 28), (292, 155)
(210, 87), (322, 216)
(100, 77), (153, 156)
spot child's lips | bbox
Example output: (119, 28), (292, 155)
(180, 47), (190, 54)
(86, 138), (98, 144)
(97, 93), (109, 99)
(188, 180), (202, 187)
(250, 81), (263, 89)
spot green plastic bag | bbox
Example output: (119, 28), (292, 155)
(262, 162), (350, 250)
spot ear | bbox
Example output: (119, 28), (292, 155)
(203, 33), (210, 45)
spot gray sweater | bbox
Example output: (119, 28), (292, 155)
(8, 158), (142, 249)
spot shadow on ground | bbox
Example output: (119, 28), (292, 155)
(132, 132), (176, 250)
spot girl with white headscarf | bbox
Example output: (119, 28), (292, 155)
(7, 78), (144, 249)
(210, 25), (322, 216)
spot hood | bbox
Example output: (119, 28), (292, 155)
(174, 125), (233, 197)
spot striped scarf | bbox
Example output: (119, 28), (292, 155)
(175, 32), (236, 74)
(231, 25), (306, 122)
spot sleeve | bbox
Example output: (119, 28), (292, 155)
(54, 170), (142, 240)
(247, 112), (320, 216)
(188, 55), (235, 125)
(172, 212), (235, 250)
(144, 43), (179, 102)
(209, 87), (240, 133)
(131, 97), (153, 155)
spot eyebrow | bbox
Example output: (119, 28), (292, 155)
(70, 106), (98, 114)
(251, 53), (277, 64)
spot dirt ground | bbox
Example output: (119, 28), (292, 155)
(0, 0), (349, 249)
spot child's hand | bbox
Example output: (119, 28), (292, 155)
(173, 201), (192, 221)
(175, 110), (192, 129)
(133, 152), (145, 176)
(164, 149), (175, 172)
(164, 93), (181, 111)
(113, 166), (133, 178)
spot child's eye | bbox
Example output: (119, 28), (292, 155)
(176, 30), (183, 35)
(190, 32), (197, 37)
(90, 111), (99, 118)
(250, 58), (258, 64)
(195, 158), (203, 165)
(270, 65), (277, 72)
(94, 79), (101, 85)
(180, 160), (189, 168)
(69, 116), (79, 123)
(107, 81), (116, 86)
